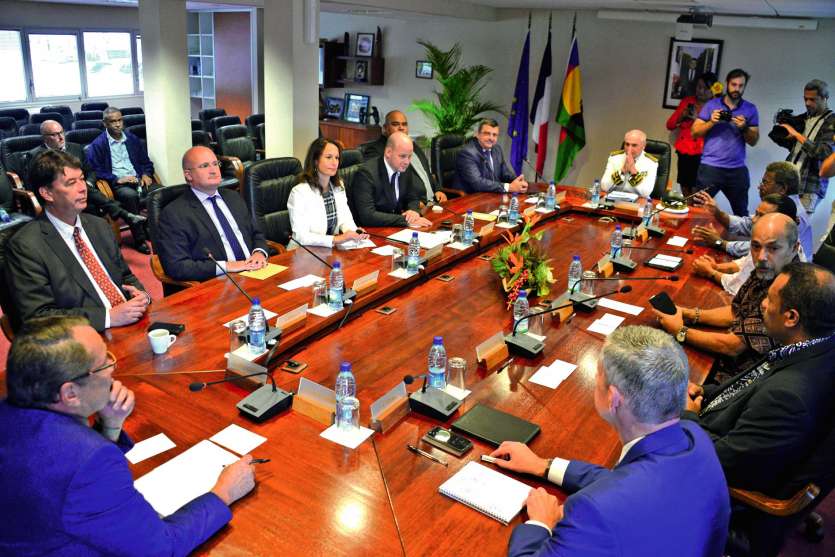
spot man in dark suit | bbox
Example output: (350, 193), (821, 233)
(5, 150), (150, 332)
(157, 146), (269, 282)
(360, 110), (447, 204)
(455, 118), (528, 193)
(492, 326), (729, 557)
(28, 120), (147, 251)
(352, 131), (432, 228)
(0, 315), (256, 555)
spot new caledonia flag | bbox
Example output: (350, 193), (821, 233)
(554, 21), (585, 182)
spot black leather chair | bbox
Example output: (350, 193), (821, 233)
(40, 105), (74, 130)
(30, 112), (63, 126)
(72, 120), (105, 131)
(338, 164), (363, 217)
(0, 109), (29, 130)
(18, 124), (41, 136)
(127, 125), (147, 149)
(256, 123), (265, 152)
(1, 135), (43, 182)
(245, 113), (264, 148)
(339, 149), (363, 169)
(192, 130), (211, 147)
(191, 119), (204, 131)
(210, 115), (242, 142)
(119, 106), (144, 116)
(431, 134), (467, 193)
(81, 101), (108, 111)
(199, 108), (226, 138)
(0, 217), (34, 339)
(146, 184), (200, 296)
(0, 118), (17, 140)
(644, 139), (672, 199)
(243, 159), (301, 247)
(122, 114), (145, 128)
(65, 128), (101, 147)
(813, 222), (835, 274)
(74, 110), (103, 122)
(216, 124), (256, 189)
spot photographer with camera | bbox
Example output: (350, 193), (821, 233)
(767, 79), (834, 214)
(692, 68), (760, 216)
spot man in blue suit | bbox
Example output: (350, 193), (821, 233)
(0, 315), (256, 556)
(491, 326), (730, 557)
(456, 118), (529, 193)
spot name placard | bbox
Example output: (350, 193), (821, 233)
(352, 270), (380, 296)
(369, 382), (410, 433)
(293, 377), (336, 426)
(276, 303), (308, 334)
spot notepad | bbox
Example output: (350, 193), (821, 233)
(240, 263), (287, 280)
(438, 461), (531, 525)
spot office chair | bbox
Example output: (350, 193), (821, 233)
(209, 115), (242, 142)
(122, 114), (145, 128)
(644, 139), (672, 199)
(431, 134), (467, 197)
(71, 121), (105, 131)
(30, 112), (63, 126)
(339, 149), (363, 170)
(74, 110), (104, 122)
(1, 135), (43, 182)
(119, 107), (144, 116)
(146, 184), (201, 297)
(81, 102), (109, 111)
(0, 118), (17, 141)
(65, 128), (101, 147)
(39, 105), (74, 130)
(199, 108), (226, 138)
(246, 113), (264, 148)
(0, 108), (29, 130)
(243, 158), (302, 248)
(216, 124), (256, 190)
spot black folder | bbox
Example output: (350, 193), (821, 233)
(451, 404), (540, 446)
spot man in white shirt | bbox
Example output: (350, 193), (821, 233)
(600, 129), (659, 199)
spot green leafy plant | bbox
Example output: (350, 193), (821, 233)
(491, 213), (556, 307)
(411, 40), (504, 136)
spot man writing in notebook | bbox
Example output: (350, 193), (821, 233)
(490, 326), (730, 557)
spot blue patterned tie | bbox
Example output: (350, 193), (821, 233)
(208, 195), (246, 261)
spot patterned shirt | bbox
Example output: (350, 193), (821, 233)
(727, 272), (778, 373)
(322, 187), (337, 235)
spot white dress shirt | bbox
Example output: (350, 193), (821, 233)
(107, 131), (135, 179)
(191, 187), (263, 275)
(287, 182), (358, 248)
(383, 158), (400, 201)
(600, 151), (658, 199)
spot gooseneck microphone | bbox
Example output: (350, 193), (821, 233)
(189, 370), (277, 393)
(570, 276), (678, 295)
(402, 373), (461, 420)
(288, 234), (333, 269)
(403, 373), (429, 393)
(627, 245), (693, 255)
(204, 248), (254, 304)
(512, 285), (633, 337)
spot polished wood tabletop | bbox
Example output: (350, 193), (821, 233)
(35, 189), (730, 555)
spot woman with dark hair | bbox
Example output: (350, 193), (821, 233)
(666, 72), (719, 196)
(287, 138), (368, 248)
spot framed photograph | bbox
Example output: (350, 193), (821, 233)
(355, 60), (368, 83)
(662, 38), (723, 109)
(324, 96), (345, 119)
(344, 93), (370, 123)
(355, 33), (374, 57)
(415, 60), (433, 80)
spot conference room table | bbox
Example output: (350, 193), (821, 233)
(106, 187), (725, 556)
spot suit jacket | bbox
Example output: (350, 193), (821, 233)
(157, 187), (268, 282)
(508, 421), (729, 557)
(86, 130), (154, 185)
(455, 137), (516, 193)
(684, 336), (835, 497)
(287, 182), (358, 248)
(361, 135), (439, 200)
(0, 401), (231, 556)
(5, 212), (144, 332)
(351, 156), (423, 227)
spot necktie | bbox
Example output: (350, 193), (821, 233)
(390, 172), (400, 202)
(208, 195), (246, 261)
(73, 227), (124, 307)
(484, 150), (495, 177)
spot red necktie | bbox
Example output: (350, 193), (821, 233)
(73, 227), (124, 307)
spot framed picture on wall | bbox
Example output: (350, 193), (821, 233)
(344, 93), (371, 123)
(325, 96), (345, 119)
(662, 37), (723, 109)
(355, 33), (375, 57)
(355, 60), (368, 83)
(415, 61), (433, 79)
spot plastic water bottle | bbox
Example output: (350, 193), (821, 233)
(335, 362), (358, 431)
(328, 261), (344, 310)
(508, 193), (520, 224)
(407, 232), (420, 273)
(591, 179), (601, 206)
(642, 201), (652, 227)
(427, 336), (447, 389)
(463, 209), (475, 245)
(568, 255), (583, 293)
(335, 361), (356, 400)
(0, 208), (11, 223)
(513, 291), (530, 334)
(545, 181), (556, 210)
(247, 297), (266, 354)
(610, 225), (623, 259)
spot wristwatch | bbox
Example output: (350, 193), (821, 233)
(713, 239), (724, 250)
(676, 326), (689, 344)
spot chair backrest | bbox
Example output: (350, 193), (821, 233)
(0, 118), (17, 140)
(210, 115), (241, 140)
(245, 113), (264, 134)
(39, 105), (74, 130)
(217, 124), (255, 163)
(65, 128), (101, 147)
(30, 112), (63, 126)
(80, 101), (108, 111)
(127, 124), (146, 140)
(192, 130), (211, 147)
(339, 149), (363, 169)
(243, 159), (299, 246)
(18, 123), (42, 136)
(0, 161), (15, 212)
(644, 139), (672, 199)
(147, 184), (191, 250)
(191, 119), (204, 131)
(199, 108), (226, 136)
(1, 135), (43, 178)
(72, 120), (104, 131)
(118, 106), (144, 116)
(338, 164), (363, 217)
(0, 109), (30, 129)
(122, 114), (145, 128)
(431, 134), (466, 189)
(257, 123), (265, 151)
(0, 219), (28, 333)
(74, 110), (103, 122)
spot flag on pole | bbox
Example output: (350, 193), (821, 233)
(507, 15), (531, 176)
(554, 20), (585, 183)
(529, 14), (553, 178)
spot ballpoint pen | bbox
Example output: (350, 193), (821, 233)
(407, 444), (448, 466)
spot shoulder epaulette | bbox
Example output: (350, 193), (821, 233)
(609, 149), (624, 156)
(644, 152), (658, 163)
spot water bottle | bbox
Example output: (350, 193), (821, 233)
(328, 261), (344, 310)
(508, 193), (520, 225)
(568, 255), (583, 293)
(463, 209), (475, 245)
(427, 336), (447, 389)
(591, 179), (601, 206)
(335, 362), (358, 431)
(610, 225), (623, 259)
(513, 291), (530, 334)
(407, 232), (420, 273)
(0, 208), (10, 223)
(545, 181), (556, 210)
(640, 200), (652, 227)
(247, 297), (266, 354)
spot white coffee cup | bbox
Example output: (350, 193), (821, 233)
(148, 329), (177, 355)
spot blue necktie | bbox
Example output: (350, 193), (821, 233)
(208, 195), (246, 261)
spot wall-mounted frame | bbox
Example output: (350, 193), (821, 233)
(355, 60), (368, 83)
(416, 60), (433, 80)
(355, 33), (374, 57)
(662, 37), (723, 109)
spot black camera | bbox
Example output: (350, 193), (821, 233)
(718, 110), (733, 122)
(768, 108), (806, 146)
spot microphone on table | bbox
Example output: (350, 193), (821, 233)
(522, 158), (545, 185)
(504, 285), (633, 358)
(627, 245), (693, 255)
(189, 370), (293, 422)
(426, 200), (465, 217)
(568, 275), (674, 311)
(402, 373), (462, 421)
(627, 190), (702, 238)
(288, 234), (356, 302)
(189, 370), (277, 392)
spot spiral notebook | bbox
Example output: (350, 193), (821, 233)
(438, 461), (531, 525)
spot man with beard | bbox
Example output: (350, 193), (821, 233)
(692, 68), (760, 216)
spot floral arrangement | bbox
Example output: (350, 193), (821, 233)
(490, 213), (556, 307)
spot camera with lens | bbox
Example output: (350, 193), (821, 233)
(768, 108), (806, 146)
(718, 110), (733, 122)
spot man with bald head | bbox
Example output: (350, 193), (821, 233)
(600, 129), (658, 198)
(654, 212), (800, 379)
(352, 131), (431, 228)
(360, 110), (447, 204)
(156, 146), (268, 282)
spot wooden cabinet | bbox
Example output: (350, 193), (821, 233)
(319, 120), (381, 149)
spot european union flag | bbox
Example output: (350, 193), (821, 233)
(508, 24), (530, 176)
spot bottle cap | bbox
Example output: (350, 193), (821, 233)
(412, 231), (418, 238)
(615, 224), (622, 230)
(467, 209), (473, 214)
(512, 192), (519, 196)
(433, 336), (443, 344)
(573, 255), (580, 260)
(333, 261), (341, 268)
(340, 362), (352, 372)
(253, 297), (260, 305)
(517, 290), (527, 298)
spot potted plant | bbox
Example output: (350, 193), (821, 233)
(491, 213), (556, 308)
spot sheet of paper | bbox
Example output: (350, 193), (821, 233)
(388, 267), (416, 279)
(320, 424), (375, 449)
(653, 253), (682, 263)
(210, 424), (267, 456)
(134, 439), (238, 517)
(308, 303), (341, 317)
(597, 297), (644, 316)
(223, 309), (277, 329)
(443, 383), (471, 401)
(598, 313), (626, 327)
(336, 238), (376, 250)
(648, 256), (680, 270)
(524, 196), (540, 204)
(528, 359), (577, 389)
(496, 222), (516, 229)
(278, 274), (325, 291)
(447, 241), (470, 251)
(125, 433), (176, 465)
(388, 229), (449, 250)
(240, 263), (287, 280)
(470, 211), (497, 222)
(666, 235), (688, 247)
(371, 245), (398, 256)
(229, 343), (267, 362)
(606, 191), (639, 202)
(535, 207), (555, 214)
(587, 313), (625, 336)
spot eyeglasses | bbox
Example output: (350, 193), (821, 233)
(186, 160), (221, 170)
(66, 351), (117, 384)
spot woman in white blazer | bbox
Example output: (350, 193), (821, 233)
(288, 138), (369, 248)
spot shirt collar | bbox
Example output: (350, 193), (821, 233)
(617, 435), (646, 465)
(383, 158), (398, 181)
(767, 332), (835, 362)
(191, 186), (221, 203)
(107, 130), (126, 145)
(45, 209), (81, 240)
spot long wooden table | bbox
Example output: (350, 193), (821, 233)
(104, 189), (723, 555)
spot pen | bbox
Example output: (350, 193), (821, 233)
(251, 458), (271, 464)
(407, 444), (448, 467)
